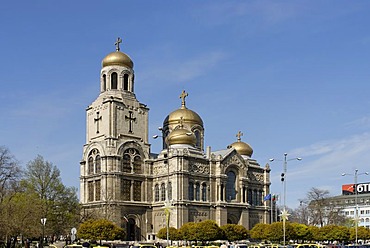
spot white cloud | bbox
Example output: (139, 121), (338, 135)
(139, 51), (227, 85)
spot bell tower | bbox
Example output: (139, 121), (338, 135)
(80, 38), (151, 226)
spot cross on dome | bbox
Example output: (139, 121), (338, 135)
(179, 90), (188, 108)
(115, 37), (122, 51)
(236, 131), (243, 141)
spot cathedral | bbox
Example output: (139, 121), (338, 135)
(80, 38), (271, 242)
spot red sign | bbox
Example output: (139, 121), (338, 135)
(342, 184), (354, 195)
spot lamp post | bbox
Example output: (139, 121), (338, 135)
(269, 153), (301, 246)
(342, 169), (369, 245)
(41, 218), (46, 248)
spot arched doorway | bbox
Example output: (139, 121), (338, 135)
(127, 218), (136, 241)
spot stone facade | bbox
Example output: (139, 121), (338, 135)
(80, 40), (271, 242)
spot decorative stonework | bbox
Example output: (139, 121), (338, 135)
(189, 162), (209, 174)
(248, 171), (264, 182)
(223, 155), (245, 169)
(153, 164), (168, 175)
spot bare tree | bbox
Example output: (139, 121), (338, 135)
(0, 146), (22, 244)
(0, 146), (22, 202)
(306, 187), (331, 226)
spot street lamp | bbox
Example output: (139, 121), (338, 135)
(41, 218), (46, 248)
(269, 153), (301, 246)
(342, 169), (369, 245)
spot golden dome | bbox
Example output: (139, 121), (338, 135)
(102, 51), (134, 68)
(230, 141), (253, 157)
(163, 90), (203, 127)
(229, 131), (253, 157)
(166, 128), (196, 146)
(164, 107), (203, 127)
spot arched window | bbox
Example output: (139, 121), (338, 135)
(88, 157), (94, 175)
(121, 148), (142, 173)
(133, 156), (142, 173)
(168, 182), (172, 200)
(124, 74), (129, 91)
(202, 183), (207, 201)
(103, 74), (106, 91)
(189, 182), (194, 201)
(195, 183), (200, 201)
(122, 154), (131, 173)
(226, 171), (236, 201)
(111, 72), (118, 89)
(161, 183), (166, 201)
(155, 184), (159, 202)
(95, 155), (101, 173)
(194, 130), (201, 148)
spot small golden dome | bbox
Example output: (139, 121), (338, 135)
(102, 51), (134, 68)
(230, 141), (253, 157)
(166, 128), (196, 146)
(163, 90), (203, 127)
(229, 131), (253, 157)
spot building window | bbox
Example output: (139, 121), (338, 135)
(161, 183), (166, 201)
(189, 182), (194, 201)
(121, 179), (131, 201)
(111, 72), (118, 89)
(88, 157), (94, 175)
(155, 184), (159, 202)
(253, 189), (257, 205)
(95, 180), (101, 201)
(121, 148), (142, 173)
(220, 184), (224, 201)
(103, 74), (106, 91)
(202, 183), (207, 201)
(134, 181), (141, 201)
(194, 130), (201, 148)
(226, 171), (236, 201)
(124, 74), (129, 91)
(122, 154), (131, 173)
(247, 189), (252, 205)
(96, 155), (101, 173)
(133, 156), (142, 173)
(195, 183), (200, 201)
(168, 182), (172, 200)
(88, 181), (94, 202)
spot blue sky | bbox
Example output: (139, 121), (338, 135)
(1, 1), (370, 209)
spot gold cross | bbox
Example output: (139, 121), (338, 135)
(115, 37), (122, 51)
(179, 90), (188, 108)
(236, 131), (243, 141)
